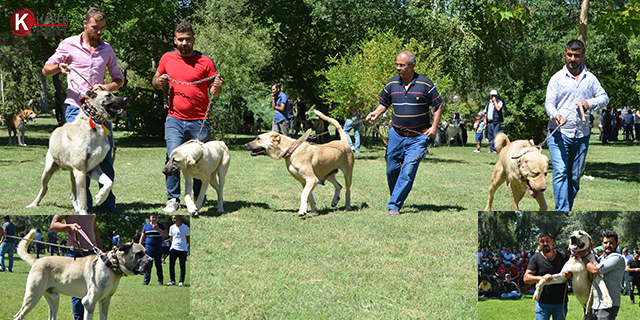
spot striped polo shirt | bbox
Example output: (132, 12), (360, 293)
(380, 73), (443, 134)
(142, 222), (166, 247)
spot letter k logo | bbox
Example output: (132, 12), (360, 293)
(11, 9), (35, 36)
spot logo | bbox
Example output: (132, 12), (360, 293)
(10, 9), (69, 37)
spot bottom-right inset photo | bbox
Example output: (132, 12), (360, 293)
(478, 211), (640, 320)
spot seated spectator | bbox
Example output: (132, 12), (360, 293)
(482, 260), (495, 281)
(479, 277), (493, 297)
(509, 263), (522, 286)
(496, 262), (509, 278)
(501, 274), (523, 299)
(492, 276), (506, 297)
(523, 281), (536, 295)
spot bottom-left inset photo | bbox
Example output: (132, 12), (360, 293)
(0, 214), (190, 319)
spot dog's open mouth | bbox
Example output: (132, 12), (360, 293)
(248, 147), (266, 156)
(526, 181), (539, 199)
(106, 104), (127, 118)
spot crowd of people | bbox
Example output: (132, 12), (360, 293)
(598, 107), (640, 144)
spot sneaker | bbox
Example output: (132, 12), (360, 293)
(163, 198), (180, 212)
(142, 281), (149, 285)
(179, 282), (184, 287)
(389, 209), (400, 216)
(167, 281), (176, 286)
(0, 268), (5, 272)
(473, 149), (480, 153)
(631, 300), (635, 305)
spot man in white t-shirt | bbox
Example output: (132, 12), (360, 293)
(167, 215), (190, 287)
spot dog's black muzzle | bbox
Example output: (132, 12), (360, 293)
(134, 255), (154, 275)
(105, 97), (128, 118)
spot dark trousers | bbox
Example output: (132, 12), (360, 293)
(630, 277), (640, 302)
(169, 249), (188, 283)
(144, 244), (164, 284)
(486, 122), (502, 152)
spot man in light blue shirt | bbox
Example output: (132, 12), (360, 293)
(271, 83), (290, 135)
(578, 231), (625, 320)
(545, 39), (609, 211)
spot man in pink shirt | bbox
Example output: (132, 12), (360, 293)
(42, 7), (124, 214)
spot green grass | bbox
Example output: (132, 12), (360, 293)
(0, 253), (189, 319)
(0, 115), (638, 319)
(479, 292), (639, 319)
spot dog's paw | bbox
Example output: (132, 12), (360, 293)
(604, 296), (613, 308)
(331, 196), (340, 207)
(532, 290), (540, 301)
(26, 202), (37, 208)
(298, 211), (307, 216)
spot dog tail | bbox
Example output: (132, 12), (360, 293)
(17, 229), (37, 266)
(495, 132), (510, 154)
(314, 110), (349, 143)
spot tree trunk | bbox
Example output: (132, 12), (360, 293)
(578, 0), (589, 45)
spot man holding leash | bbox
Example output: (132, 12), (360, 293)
(0, 215), (16, 272)
(524, 231), (571, 320)
(50, 215), (103, 320)
(42, 7), (124, 214)
(545, 39), (609, 211)
(365, 50), (443, 215)
(483, 90), (503, 154)
(577, 231), (625, 319)
(153, 22), (223, 213)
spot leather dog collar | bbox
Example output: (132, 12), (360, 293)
(100, 248), (127, 276)
(80, 98), (109, 135)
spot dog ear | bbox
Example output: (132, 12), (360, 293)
(118, 243), (133, 252)
(86, 90), (98, 99)
(270, 133), (281, 144)
(186, 154), (196, 166)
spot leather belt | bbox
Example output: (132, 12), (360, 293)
(394, 126), (429, 137)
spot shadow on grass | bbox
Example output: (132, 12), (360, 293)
(584, 161), (640, 183)
(196, 200), (271, 217)
(403, 203), (467, 212)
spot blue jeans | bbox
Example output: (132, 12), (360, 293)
(486, 122), (502, 152)
(547, 130), (590, 211)
(0, 242), (15, 270)
(535, 302), (568, 320)
(66, 249), (95, 320)
(343, 117), (361, 152)
(501, 290), (520, 299)
(66, 105), (116, 210)
(144, 244), (164, 284)
(164, 115), (211, 200)
(386, 128), (431, 211)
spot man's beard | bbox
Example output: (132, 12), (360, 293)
(542, 245), (551, 253)
(179, 45), (193, 56)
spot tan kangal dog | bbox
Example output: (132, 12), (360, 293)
(14, 229), (153, 320)
(6, 109), (37, 146)
(533, 230), (613, 316)
(245, 110), (354, 216)
(162, 140), (230, 214)
(27, 90), (127, 214)
(485, 132), (548, 211)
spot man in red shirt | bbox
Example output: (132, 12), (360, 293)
(153, 22), (223, 212)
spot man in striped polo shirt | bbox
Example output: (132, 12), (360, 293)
(140, 214), (168, 285)
(365, 50), (444, 215)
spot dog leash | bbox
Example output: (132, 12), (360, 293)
(162, 74), (218, 140)
(5, 234), (92, 252)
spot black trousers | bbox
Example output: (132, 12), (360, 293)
(169, 249), (188, 283)
(630, 277), (640, 302)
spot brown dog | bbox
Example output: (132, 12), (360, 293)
(245, 110), (354, 216)
(7, 109), (36, 146)
(485, 132), (548, 211)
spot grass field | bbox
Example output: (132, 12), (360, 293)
(479, 292), (639, 319)
(0, 115), (638, 319)
(0, 252), (190, 319)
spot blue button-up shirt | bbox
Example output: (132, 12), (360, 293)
(545, 65), (609, 139)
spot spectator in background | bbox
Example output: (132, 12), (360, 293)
(634, 108), (640, 142)
(293, 96), (307, 135)
(132, 229), (141, 245)
(34, 229), (44, 258)
(601, 109), (611, 144)
(502, 274), (523, 299)
(510, 262), (522, 287)
(140, 214), (168, 285)
(0, 215), (17, 272)
(496, 262), (509, 278)
(111, 230), (120, 248)
(343, 115), (362, 153)
(479, 277), (493, 297)
(167, 215), (190, 287)
(627, 250), (640, 306)
(270, 84), (290, 136)
(492, 276), (506, 298)
(473, 113), (485, 153)
(286, 96), (295, 135)
(622, 248), (632, 296)
(483, 89), (504, 154)
(623, 109), (635, 141)
(47, 229), (58, 256)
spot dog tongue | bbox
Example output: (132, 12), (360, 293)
(529, 187), (538, 199)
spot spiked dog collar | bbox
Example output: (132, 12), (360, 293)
(100, 248), (127, 276)
(80, 97), (110, 135)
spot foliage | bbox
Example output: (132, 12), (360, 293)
(320, 30), (452, 121)
(115, 87), (166, 138)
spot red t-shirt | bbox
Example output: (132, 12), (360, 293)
(157, 50), (217, 120)
(497, 267), (508, 277)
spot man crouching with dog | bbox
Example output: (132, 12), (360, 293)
(365, 50), (443, 216)
(42, 7), (124, 214)
(153, 22), (224, 213)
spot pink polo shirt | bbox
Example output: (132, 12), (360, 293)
(45, 33), (124, 108)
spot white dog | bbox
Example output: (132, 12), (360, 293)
(533, 230), (613, 313)
(439, 120), (463, 147)
(162, 140), (230, 214)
